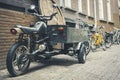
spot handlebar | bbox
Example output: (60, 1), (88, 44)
(32, 12), (57, 21)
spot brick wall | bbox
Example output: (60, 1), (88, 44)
(0, 8), (37, 69)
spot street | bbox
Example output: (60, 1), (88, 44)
(0, 45), (120, 80)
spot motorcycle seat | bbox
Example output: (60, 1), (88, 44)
(16, 25), (39, 34)
(15, 22), (47, 34)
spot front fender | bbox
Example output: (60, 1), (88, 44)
(76, 42), (82, 50)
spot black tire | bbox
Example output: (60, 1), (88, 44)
(84, 41), (91, 55)
(117, 35), (120, 45)
(6, 42), (30, 77)
(91, 44), (97, 52)
(90, 37), (97, 52)
(78, 44), (86, 64)
(101, 41), (106, 51)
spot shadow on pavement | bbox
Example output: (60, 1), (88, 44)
(1, 55), (78, 78)
(26, 56), (78, 74)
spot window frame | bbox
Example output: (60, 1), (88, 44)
(60, 0), (64, 7)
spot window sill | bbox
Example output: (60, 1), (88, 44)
(88, 16), (94, 19)
(78, 12), (87, 16)
(108, 21), (114, 24)
(64, 7), (77, 12)
(99, 19), (107, 23)
(65, 17), (76, 23)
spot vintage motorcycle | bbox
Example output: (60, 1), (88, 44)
(6, 5), (58, 76)
(6, 5), (89, 76)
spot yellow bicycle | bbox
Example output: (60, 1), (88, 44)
(89, 26), (106, 52)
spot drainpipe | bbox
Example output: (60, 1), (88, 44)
(94, 0), (97, 29)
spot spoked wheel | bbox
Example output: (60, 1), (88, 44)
(105, 37), (112, 48)
(90, 38), (97, 52)
(113, 36), (117, 44)
(6, 43), (30, 77)
(91, 43), (97, 52)
(101, 42), (106, 51)
(77, 44), (87, 64)
(117, 36), (120, 45)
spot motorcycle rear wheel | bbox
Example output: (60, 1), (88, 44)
(6, 42), (30, 77)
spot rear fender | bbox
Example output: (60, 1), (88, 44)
(10, 27), (23, 35)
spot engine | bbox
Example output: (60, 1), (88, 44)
(38, 44), (46, 52)
(32, 43), (46, 55)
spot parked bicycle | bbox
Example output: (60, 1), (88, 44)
(88, 25), (106, 52)
(112, 27), (120, 45)
(104, 31), (113, 48)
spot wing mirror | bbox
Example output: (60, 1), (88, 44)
(26, 5), (38, 14)
(30, 5), (36, 10)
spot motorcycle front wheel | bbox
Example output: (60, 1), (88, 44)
(6, 42), (30, 77)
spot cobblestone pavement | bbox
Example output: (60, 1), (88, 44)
(0, 45), (120, 80)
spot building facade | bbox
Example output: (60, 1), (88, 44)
(0, 0), (120, 69)
(56, 0), (120, 31)
(119, 0), (120, 25)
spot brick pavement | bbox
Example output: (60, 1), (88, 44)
(0, 45), (120, 80)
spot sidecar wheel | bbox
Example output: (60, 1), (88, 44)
(77, 44), (86, 64)
(6, 42), (30, 77)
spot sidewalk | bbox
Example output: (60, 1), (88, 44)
(0, 45), (120, 80)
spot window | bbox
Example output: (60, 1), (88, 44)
(87, 0), (90, 16)
(78, 0), (82, 12)
(65, 0), (71, 8)
(98, 0), (104, 19)
(118, 0), (120, 7)
(60, 0), (64, 7)
(107, 0), (112, 21)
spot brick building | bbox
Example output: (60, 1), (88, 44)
(56, 0), (120, 31)
(0, 0), (37, 69)
(0, 0), (120, 69)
